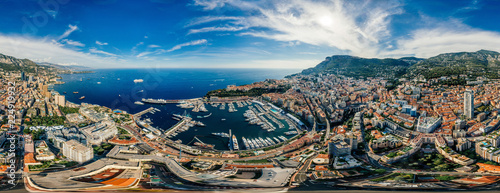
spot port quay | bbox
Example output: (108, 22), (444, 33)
(130, 97), (305, 156)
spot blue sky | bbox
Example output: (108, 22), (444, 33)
(1, 0), (500, 68)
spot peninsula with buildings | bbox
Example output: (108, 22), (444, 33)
(2, 50), (500, 191)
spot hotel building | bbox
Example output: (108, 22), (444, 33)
(62, 140), (93, 163)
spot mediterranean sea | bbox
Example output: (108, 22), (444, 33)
(54, 68), (301, 150)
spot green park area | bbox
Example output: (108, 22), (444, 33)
(93, 143), (115, 155)
(391, 151), (461, 171)
(29, 160), (79, 171)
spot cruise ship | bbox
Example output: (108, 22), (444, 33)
(142, 98), (168, 104)
(231, 135), (239, 151)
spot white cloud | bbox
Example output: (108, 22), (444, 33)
(136, 51), (154, 58)
(0, 34), (119, 68)
(131, 42), (144, 53)
(193, 0), (230, 10)
(61, 39), (85, 47)
(45, 10), (58, 19)
(135, 45), (169, 58)
(58, 24), (79, 40)
(136, 49), (166, 58)
(96, 40), (108, 46)
(212, 59), (320, 68)
(188, 26), (247, 35)
(191, 0), (500, 60)
(186, 16), (244, 27)
(89, 48), (117, 57)
(456, 0), (481, 13)
(193, 0), (402, 57)
(384, 28), (500, 58)
(167, 39), (208, 52)
(192, 0), (256, 10)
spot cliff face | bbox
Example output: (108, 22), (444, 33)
(0, 53), (38, 67)
(0, 53), (38, 72)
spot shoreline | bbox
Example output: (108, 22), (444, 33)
(53, 73), (302, 152)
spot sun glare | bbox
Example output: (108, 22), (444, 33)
(318, 15), (333, 26)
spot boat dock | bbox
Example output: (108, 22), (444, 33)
(164, 118), (188, 137)
(134, 107), (160, 117)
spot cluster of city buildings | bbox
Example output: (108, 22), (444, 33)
(4, 62), (500, 192)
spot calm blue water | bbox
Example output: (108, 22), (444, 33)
(54, 68), (300, 150)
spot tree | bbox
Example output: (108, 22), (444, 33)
(433, 159), (443, 165)
(374, 169), (386, 174)
(394, 176), (405, 182)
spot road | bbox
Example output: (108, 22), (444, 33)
(390, 169), (500, 176)
(120, 124), (146, 142)
(358, 122), (388, 170)
(324, 120), (330, 143)
(294, 152), (317, 184)
(151, 163), (205, 190)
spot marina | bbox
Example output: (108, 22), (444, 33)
(161, 99), (300, 151)
(240, 135), (288, 150)
(126, 98), (301, 151)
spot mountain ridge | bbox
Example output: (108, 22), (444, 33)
(0, 53), (92, 72)
(301, 50), (500, 79)
(37, 62), (92, 71)
(0, 53), (38, 72)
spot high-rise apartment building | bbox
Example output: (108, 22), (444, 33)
(464, 90), (474, 119)
(55, 94), (66, 107)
